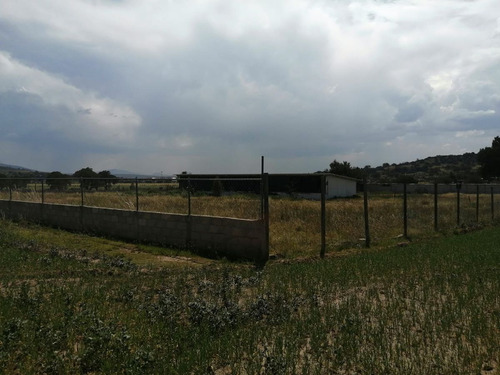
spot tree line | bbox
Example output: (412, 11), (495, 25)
(0, 168), (118, 191)
(46, 168), (118, 191)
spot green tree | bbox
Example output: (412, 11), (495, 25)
(477, 136), (500, 181)
(97, 170), (118, 190)
(73, 167), (98, 190)
(327, 160), (364, 179)
(46, 171), (71, 191)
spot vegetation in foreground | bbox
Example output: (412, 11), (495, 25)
(0, 220), (498, 374)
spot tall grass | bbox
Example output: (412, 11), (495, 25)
(0, 220), (498, 374)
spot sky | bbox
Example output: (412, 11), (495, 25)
(1, 0), (499, 175)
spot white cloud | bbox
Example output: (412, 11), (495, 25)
(0, 51), (141, 144)
(455, 130), (486, 138)
(1, 0), (191, 53)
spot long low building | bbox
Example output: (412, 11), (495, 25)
(177, 173), (358, 199)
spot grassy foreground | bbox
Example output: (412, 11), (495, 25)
(0, 220), (498, 374)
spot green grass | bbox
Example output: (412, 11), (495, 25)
(0, 221), (211, 269)
(0, 219), (498, 374)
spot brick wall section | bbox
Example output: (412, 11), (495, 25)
(0, 200), (268, 262)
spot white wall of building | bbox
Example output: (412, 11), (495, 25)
(296, 174), (358, 200)
(326, 175), (357, 198)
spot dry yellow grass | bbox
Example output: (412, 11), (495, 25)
(1, 188), (498, 258)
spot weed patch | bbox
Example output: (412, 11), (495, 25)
(0, 220), (498, 374)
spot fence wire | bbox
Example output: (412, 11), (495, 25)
(1, 178), (499, 258)
(0, 177), (264, 220)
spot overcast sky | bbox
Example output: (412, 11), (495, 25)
(1, 0), (499, 175)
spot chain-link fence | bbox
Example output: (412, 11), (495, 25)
(1, 177), (499, 258)
(0, 176), (265, 220)
(269, 181), (500, 258)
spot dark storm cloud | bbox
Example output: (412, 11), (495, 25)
(1, 0), (499, 173)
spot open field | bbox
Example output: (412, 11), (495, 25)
(1, 185), (499, 258)
(0, 220), (498, 374)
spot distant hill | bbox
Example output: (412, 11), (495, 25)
(365, 153), (481, 183)
(0, 164), (168, 179)
(0, 163), (45, 177)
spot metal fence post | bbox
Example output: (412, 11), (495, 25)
(185, 177), (192, 249)
(41, 179), (45, 204)
(135, 177), (139, 212)
(187, 178), (191, 216)
(456, 182), (461, 226)
(434, 182), (438, 231)
(320, 175), (326, 258)
(260, 156), (265, 219)
(363, 178), (371, 248)
(492, 186), (495, 222)
(476, 184), (480, 223)
(262, 173), (269, 261)
(403, 183), (408, 238)
(260, 181), (264, 220)
(9, 183), (12, 201)
(80, 178), (84, 206)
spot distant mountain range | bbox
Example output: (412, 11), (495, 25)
(0, 162), (35, 171)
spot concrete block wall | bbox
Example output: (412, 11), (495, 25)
(190, 215), (267, 260)
(0, 200), (268, 262)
